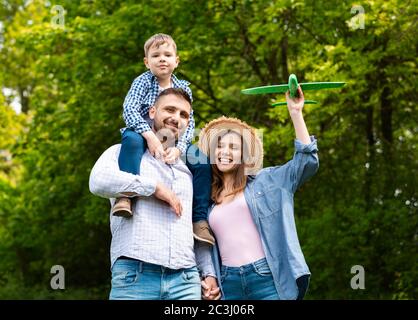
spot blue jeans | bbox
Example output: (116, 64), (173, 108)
(118, 129), (211, 222)
(109, 258), (201, 300)
(220, 258), (280, 300)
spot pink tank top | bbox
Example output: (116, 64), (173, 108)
(209, 193), (266, 267)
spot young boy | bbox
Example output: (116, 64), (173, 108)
(114, 33), (214, 245)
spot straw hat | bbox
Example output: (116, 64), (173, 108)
(198, 116), (264, 175)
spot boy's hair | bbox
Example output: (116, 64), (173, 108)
(155, 88), (192, 107)
(144, 33), (177, 57)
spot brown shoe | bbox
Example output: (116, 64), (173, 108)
(193, 220), (215, 245)
(111, 197), (133, 217)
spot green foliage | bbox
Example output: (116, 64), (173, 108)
(0, 0), (417, 299)
(298, 200), (418, 299)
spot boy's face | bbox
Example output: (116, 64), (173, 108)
(144, 42), (179, 80)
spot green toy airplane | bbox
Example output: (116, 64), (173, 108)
(241, 74), (345, 106)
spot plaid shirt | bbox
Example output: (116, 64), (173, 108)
(121, 71), (194, 155)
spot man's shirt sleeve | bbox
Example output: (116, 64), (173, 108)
(89, 145), (156, 199)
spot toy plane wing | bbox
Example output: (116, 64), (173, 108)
(242, 82), (345, 95)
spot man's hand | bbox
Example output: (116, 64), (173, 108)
(142, 131), (165, 159)
(154, 183), (183, 216)
(286, 85), (305, 116)
(164, 147), (181, 164)
(201, 276), (221, 300)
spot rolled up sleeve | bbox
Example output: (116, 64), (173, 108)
(268, 136), (319, 193)
(290, 136), (319, 192)
(89, 145), (156, 200)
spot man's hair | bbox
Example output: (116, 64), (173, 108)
(144, 33), (177, 57)
(154, 88), (192, 107)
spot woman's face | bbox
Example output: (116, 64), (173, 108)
(215, 132), (242, 173)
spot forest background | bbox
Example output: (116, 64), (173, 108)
(0, 0), (417, 299)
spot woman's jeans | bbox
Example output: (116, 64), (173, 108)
(118, 129), (211, 222)
(220, 258), (280, 300)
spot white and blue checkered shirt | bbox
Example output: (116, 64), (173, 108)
(89, 144), (196, 270)
(121, 70), (194, 155)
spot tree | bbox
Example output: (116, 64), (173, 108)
(0, 0), (416, 299)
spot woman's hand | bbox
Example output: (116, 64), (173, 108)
(285, 85), (311, 144)
(285, 85), (304, 116)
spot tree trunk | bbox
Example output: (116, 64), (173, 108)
(18, 86), (30, 114)
(380, 84), (394, 198)
(364, 102), (375, 210)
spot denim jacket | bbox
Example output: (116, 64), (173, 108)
(195, 136), (319, 300)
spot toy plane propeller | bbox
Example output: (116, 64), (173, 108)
(241, 74), (345, 106)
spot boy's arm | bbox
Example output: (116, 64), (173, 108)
(174, 84), (193, 155)
(176, 110), (195, 155)
(122, 75), (152, 134)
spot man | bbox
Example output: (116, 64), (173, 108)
(89, 88), (220, 300)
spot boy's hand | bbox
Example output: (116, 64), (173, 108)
(143, 131), (165, 159)
(154, 183), (183, 216)
(164, 147), (181, 164)
(286, 85), (305, 116)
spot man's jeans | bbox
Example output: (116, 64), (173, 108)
(220, 258), (280, 300)
(109, 258), (201, 300)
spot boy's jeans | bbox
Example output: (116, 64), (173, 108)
(109, 258), (201, 300)
(118, 129), (211, 222)
(220, 258), (280, 300)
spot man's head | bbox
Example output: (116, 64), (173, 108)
(143, 33), (179, 80)
(149, 88), (192, 143)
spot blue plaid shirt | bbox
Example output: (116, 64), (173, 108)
(121, 70), (194, 154)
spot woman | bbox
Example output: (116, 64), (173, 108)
(196, 86), (319, 300)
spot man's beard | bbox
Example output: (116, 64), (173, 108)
(154, 126), (177, 149)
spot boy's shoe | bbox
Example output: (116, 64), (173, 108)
(111, 197), (133, 218)
(193, 220), (215, 245)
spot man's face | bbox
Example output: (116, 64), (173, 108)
(149, 94), (191, 141)
(144, 42), (179, 80)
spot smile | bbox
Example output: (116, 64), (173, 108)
(218, 157), (233, 164)
(165, 122), (178, 129)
